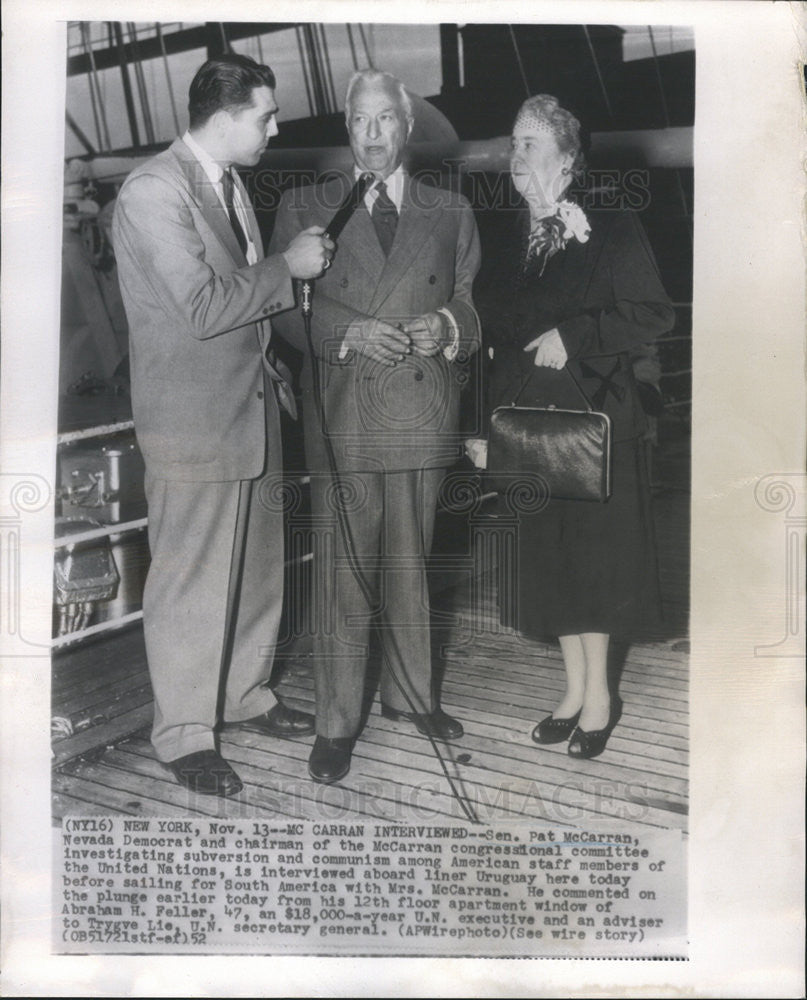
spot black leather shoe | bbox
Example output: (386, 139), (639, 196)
(227, 701), (315, 739)
(308, 736), (353, 784)
(381, 704), (464, 740)
(531, 710), (581, 745)
(568, 698), (623, 760)
(167, 750), (243, 797)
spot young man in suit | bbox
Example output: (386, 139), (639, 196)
(270, 69), (481, 784)
(112, 54), (334, 796)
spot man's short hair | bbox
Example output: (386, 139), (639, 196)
(188, 54), (276, 130)
(344, 69), (413, 120)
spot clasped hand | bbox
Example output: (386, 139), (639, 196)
(524, 328), (567, 369)
(343, 312), (446, 367)
(400, 312), (447, 357)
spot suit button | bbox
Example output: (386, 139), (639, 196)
(414, 370), (424, 381)
(429, 274), (436, 284)
(257, 391), (264, 399)
(340, 278), (349, 288)
(275, 302), (282, 309)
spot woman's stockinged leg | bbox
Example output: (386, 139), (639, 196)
(555, 634), (587, 719)
(578, 632), (611, 731)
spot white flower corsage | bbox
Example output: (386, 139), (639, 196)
(556, 200), (591, 244)
(522, 199), (591, 277)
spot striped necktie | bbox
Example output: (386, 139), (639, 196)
(371, 180), (398, 256)
(221, 167), (248, 257)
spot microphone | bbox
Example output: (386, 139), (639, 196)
(324, 171), (375, 240)
(301, 172), (375, 317)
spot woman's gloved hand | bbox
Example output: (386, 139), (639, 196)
(524, 327), (567, 369)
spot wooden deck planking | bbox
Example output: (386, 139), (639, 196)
(52, 630), (148, 697)
(340, 721), (688, 809)
(57, 708), (685, 830)
(53, 643), (687, 829)
(53, 772), (198, 818)
(277, 671), (689, 761)
(66, 737), (475, 824)
(53, 789), (136, 818)
(85, 726), (685, 830)
(54, 617), (687, 830)
(52, 703), (155, 767)
(53, 684), (154, 747)
(55, 670), (153, 720)
(52, 457), (689, 830)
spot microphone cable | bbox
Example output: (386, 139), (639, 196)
(299, 174), (479, 824)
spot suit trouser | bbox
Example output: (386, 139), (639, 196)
(143, 396), (284, 762)
(311, 465), (444, 738)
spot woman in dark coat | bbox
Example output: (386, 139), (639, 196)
(470, 94), (674, 759)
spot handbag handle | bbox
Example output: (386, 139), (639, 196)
(510, 360), (595, 411)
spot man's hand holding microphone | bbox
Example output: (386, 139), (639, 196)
(281, 226), (335, 279)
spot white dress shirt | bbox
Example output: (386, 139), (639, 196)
(183, 130), (258, 265)
(361, 163), (406, 215)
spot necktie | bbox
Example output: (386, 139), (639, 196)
(371, 180), (398, 256)
(221, 167), (249, 257)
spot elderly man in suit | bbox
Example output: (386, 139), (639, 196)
(112, 54), (334, 796)
(270, 69), (481, 783)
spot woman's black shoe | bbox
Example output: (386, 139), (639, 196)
(568, 699), (623, 760)
(531, 711), (581, 745)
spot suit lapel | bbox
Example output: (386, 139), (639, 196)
(369, 178), (444, 314)
(169, 138), (246, 265)
(341, 203), (386, 281)
(314, 177), (385, 282)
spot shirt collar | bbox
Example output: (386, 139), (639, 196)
(356, 163), (406, 212)
(183, 130), (226, 185)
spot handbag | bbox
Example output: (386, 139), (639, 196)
(487, 364), (612, 502)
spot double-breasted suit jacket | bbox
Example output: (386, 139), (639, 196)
(113, 137), (296, 762)
(272, 175), (481, 472)
(270, 174), (481, 736)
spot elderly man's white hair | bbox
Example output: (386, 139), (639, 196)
(344, 69), (413, 120)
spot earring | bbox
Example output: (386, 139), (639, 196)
(561, 167), (571, 176)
